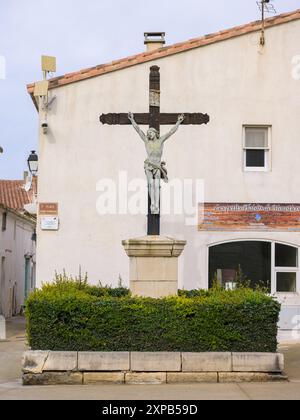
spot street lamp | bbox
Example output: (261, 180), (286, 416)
(27, 150), (38, 176)
(24, 151), (38, 193)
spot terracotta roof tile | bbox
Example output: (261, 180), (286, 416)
(27, 8), (300, 105)
(0, 179), (37, 212)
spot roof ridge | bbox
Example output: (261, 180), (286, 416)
(27, 8), (300, 103)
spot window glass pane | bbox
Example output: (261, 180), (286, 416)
(246, 150), (265, 167)
(275, 244), (298, 267)
(276, 272), (297, 293)
(209, 241), (271, 292)
(245, 128), (268, 148)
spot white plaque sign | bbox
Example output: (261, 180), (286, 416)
(41, 216), (59, 231)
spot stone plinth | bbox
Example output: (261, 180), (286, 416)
(122, 236), (186, 298)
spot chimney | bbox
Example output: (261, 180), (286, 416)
(144, 32), (166, 52)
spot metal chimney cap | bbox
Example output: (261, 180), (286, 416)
(144, 32), (166, 44)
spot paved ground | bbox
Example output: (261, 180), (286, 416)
(0, 317), (300, 400)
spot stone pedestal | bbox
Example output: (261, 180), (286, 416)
(122, 236), (186, 298)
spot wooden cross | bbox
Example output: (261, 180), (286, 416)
(100, 65), (209, 236)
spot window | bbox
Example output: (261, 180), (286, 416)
(275, 243), (298, 293)
(276, 273), (297, 293)
(243, 126), (270, 171)
(209, 241), (299, 294)
(1, 212), (7, 232)
(209, 241), (271, 292)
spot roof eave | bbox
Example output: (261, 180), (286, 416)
(26, 9), (300, 109)
(0, 203), (36, 224)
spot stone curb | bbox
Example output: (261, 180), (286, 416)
(22, 351), (286, 385)
(22, 371), (288, 386)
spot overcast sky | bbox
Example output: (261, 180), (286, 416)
(0, 0), (299, 179)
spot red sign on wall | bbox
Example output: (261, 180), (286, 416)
(198, 203), (300, 232)
(39, 203), (58, 216)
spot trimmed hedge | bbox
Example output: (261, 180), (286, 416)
(26, 282), (280, 352)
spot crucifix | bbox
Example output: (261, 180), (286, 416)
(100, 65), (209, 235)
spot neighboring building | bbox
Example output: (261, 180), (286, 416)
(0, 179), (36, 317)
(27, 10), (300, 333)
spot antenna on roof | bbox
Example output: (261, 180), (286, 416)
(33, 56), (57, 134)
(257, 0), (277, 46)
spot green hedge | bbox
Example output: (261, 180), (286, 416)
(26, 282), (280, 352)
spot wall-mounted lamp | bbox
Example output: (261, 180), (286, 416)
(27, 150), (38, 177)
(24, 151), (38, 193)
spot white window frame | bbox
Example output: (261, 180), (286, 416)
(243, 125), (271, 172)
(272, 242), (299, 295)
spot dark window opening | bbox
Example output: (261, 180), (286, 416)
(275, 243), (297, 267)
(246, 150), (265, 167)
(209, 241), (271, 292)
(1, 212), (7, 232)
(276, 272), (297, 293)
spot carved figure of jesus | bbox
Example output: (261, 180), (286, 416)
(128, 112), (185, 214)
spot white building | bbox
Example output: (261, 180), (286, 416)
(0, 179), (36, 317)
(27, 10), (300, 333)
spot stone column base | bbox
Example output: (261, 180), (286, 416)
(122, 236), (186, 298)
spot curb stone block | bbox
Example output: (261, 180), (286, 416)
(182, 353), (232, 372)
(23, 372), (83, 386)
(78, 352), (130, 371)
(22, 351), (49, 374)
(131, 352), (181, 372)
(83, 372), (125, 384)
(43, 351), (77, 372)
(167, 372), (218, 383)
(125, 372), (167, 385)
(232, 353), (284, 373)
(218, 372), (287, 383)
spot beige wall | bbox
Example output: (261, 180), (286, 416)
(36, 21), (300, 291)
(0, 210), (36, 317)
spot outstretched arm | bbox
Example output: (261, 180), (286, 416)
(161, 114), (185, 143)
(128, 112), (147, 143)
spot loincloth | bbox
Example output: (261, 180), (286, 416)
(144, 159), (168, 182)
